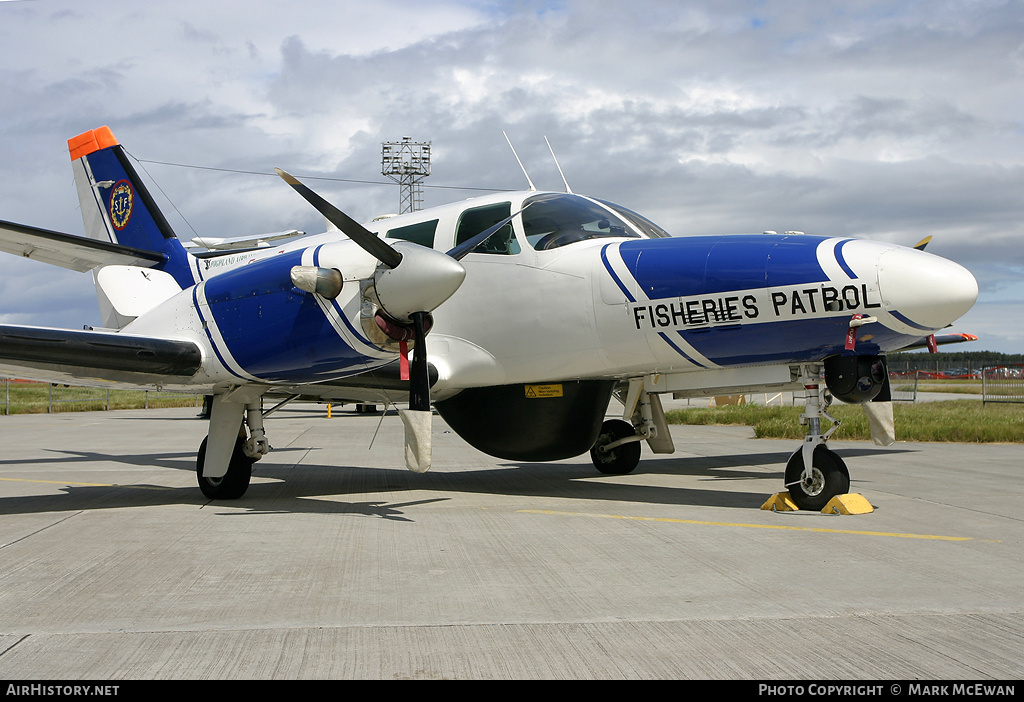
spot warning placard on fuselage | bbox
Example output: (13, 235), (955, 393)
(524, 384), (564, 398)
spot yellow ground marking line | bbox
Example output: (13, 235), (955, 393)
(0, 477), (174, 491)
(518, 509), (995, 542)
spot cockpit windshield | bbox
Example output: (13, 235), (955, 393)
(523, 193), (644, 251)
(596, 199), (672, 239)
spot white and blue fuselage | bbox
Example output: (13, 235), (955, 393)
(122, 189), (975, 398)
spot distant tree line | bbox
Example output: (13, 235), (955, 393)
(886, 350), (1024, 371)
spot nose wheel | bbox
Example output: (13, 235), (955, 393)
(784, 445), (850, 511)
(780, 365), (852, 510)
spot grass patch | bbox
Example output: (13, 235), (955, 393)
(2, 381), (201, 415)
(665, 400), (1024, 443)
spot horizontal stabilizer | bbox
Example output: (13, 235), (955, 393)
(187, 230), (305, 250)
(0, 324), (201, 381)
(0, 219), (164, 272)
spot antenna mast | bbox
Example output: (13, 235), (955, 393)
(381, 137), (431, 213)
(503, 132), (536, 191)
(545, 136), (572, 194)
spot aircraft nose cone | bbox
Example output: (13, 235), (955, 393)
(877, 247), (977, 330)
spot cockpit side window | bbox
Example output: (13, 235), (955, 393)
(386, 219), (438, 248)
(523, 193), (643, 251)
(454, 202), (520, 255)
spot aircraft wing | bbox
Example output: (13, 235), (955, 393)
(898, 332), (978, 352)
(0, 323), (436, 406)
(0, 219), (165, 272)
(0, 324), (202, 385)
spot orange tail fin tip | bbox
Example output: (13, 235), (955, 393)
(68, 126), (119, 161)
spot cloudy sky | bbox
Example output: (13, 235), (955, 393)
(2, 0), (1022, 353)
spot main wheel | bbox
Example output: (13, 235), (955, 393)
(196, 436), (254, 500)
(590, 419), (642, 475)
(784, 445), (850, 511)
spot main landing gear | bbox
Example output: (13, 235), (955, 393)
(196, 392), (282, 500)
(590, 419), (642, 475)
(784, 367), (850, 511)
(196, 435), (255, 500)
(590, 379), (674, 475)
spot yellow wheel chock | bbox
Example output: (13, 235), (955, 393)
(761, 492), (874, 514)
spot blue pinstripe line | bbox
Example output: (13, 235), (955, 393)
(192, 286), (247, 381)
(890, 310), (935, 332)
(311, 244), (377, 347)
(600, 243), (636, 302)
(833, 239), (857, 279)
(601, 244), (709, 368)
(664, 332), (710, 367)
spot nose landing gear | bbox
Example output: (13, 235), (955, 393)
(783, 367), (851, 511)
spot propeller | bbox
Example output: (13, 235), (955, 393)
(277, 169), (475, 472)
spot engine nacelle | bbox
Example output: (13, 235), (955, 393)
(823, 354), (888, 404)
(435, 380), (614, 462)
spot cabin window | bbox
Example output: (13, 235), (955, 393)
(523, 193), (642, 251)
(454, 202), (520, 255)
(385, 219), (438, 248)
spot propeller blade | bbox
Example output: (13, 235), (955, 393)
(275, 168), (403, 269)
(399, 311), (433, 473)
(398, 407), (432, 473)
(864, 357), (894, 446)
(408, 311), (431, 412)
(863, 401), (895, 446)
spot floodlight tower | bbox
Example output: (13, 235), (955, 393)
(381, 137), (431, 214)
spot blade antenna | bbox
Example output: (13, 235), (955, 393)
(503, 132), (536, 192)
(545, 136), (572, 194)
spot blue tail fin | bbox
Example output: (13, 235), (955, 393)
(69, 127), (194, 289)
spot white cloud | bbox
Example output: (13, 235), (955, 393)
(1, 0), (1022, 352)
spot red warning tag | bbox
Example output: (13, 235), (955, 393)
(399, 340), (410, 381)
(845, 315), (864, 351)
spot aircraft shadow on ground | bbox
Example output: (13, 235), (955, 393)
(0, 444), (916, 518)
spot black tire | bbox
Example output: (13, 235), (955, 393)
(196, 436), (253, 500)
(784, 445), (850, 511)
(590, 419), (642, 475)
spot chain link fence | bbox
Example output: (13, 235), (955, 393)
(982, 364), (1024, 405)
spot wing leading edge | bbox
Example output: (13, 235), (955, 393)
(0, 325), (202, 384)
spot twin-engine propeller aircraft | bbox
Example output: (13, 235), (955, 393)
(0, 127), (979, 509)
